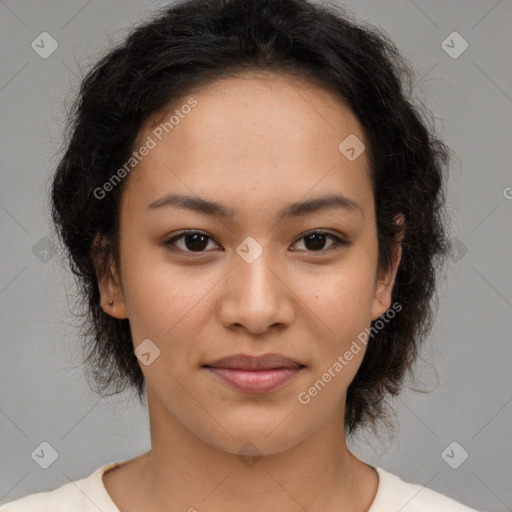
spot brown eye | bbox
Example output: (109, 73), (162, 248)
(164, 231), (219, 253)
(291, 230), (349, 252)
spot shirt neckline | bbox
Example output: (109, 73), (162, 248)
(94, 460), (128, 511)
(95, 459), (392, 512)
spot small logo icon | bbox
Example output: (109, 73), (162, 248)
(32, 236), (56, 263)
(31, 441), (59, 469)
(338, 134), (365, 161)
(441, 441), (469, 469)
(236, 442), (263, 468)
(134, 338), (161, 366)
(441, 32), (468, 59)
(236, 236), (263, 263)
(449, 237), (468, 263)
(31, 32), (59, 59)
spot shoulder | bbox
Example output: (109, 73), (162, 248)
(0, 461), (124, 512)
(370, 466), (480, 512)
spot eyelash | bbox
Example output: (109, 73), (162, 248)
(163, 229), (349, 255)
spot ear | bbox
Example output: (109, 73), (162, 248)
(371, 215), (404, 321)
(91, 234), (128, 320)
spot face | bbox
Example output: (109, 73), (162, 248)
(98, 72), (401, 456)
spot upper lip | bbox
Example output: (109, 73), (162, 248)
(203, 353), (304, 370)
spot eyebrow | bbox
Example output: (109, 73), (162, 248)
(147, 193), (364, 220)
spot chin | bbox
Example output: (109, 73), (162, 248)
(194, 413), (316, 458)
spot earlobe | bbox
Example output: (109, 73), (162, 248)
(92, 234), (128, 319)
(98, 264), (128, 319)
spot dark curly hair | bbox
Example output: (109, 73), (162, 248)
(50, 0), (451, 436)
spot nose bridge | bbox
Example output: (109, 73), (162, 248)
(235, 237), (281, 303)
(221, 236), (292, 332)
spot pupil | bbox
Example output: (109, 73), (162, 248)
(185, 234), (208, 251)
(305, 233), (326, 251)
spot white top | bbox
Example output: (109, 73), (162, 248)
(0, 460), (480, 511)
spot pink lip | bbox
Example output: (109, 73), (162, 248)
(204, 352), (303, 370)
(204, 367), (303, 393)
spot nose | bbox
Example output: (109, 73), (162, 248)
(217, 246), (295, 335)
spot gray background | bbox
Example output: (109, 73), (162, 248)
(0, 0), (511, 510)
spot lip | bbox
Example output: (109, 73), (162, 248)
(202, 353), (305, 393)
(204, 367), (303, 393)
(204, 352), (303, 370)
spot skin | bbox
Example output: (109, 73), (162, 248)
(96, 71), (402, 512)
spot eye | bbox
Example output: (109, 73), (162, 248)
(290, 230), (349, 253)
(164, 230), (220, 253)
(164, 229), (349, 254)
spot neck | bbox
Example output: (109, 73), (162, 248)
(129, 390), (379, 512)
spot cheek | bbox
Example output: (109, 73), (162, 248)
(120, 253), (231, 361)
(118, 243), (196, 339)
(301, 255), (377, 329)
(295, 252), (377, 388)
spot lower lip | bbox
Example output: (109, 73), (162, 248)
(204, 367), (303, 393)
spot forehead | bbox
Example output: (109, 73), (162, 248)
(123, 71), (373, 218)
(141, 71), (365, 156)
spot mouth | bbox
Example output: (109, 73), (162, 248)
(203, 353), (304, 370)
(202, 353), (306, 393)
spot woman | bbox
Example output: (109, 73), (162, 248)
(1, 0), (480, 510)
